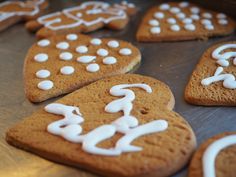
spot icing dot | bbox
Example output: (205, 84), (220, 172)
(56, 42), (69, 50)
(159, 3), (170, 10)
(170, 7), (180, 14)
(66, 34), (78, 41)
(90, 38), (102, 45)
(76, 12), (82, 17)
(107, 40), (119, 48)
(77, 55), (96, 63)
(37, 39), (50, 47)
(36, 69), (50, 78)
(190, 14), (200, 20)
(97, 48), (108, 57)
(201, 19), (212, 25)
(217, 13), (226, 19)
(176, 12), (186, 19)
(170, 24), (180, 31)
(59, 52), (73, 61)
(204, 24), (214, 30)
(190, 7), (200, 14)
(154, 12), (164, 19)
(60, 66), (75, 75)
(76, 45), (88, 54)
(119, 48), (132, 56)
(218, 19), (228, 25)
(179, 2), (189, 8)
(103, 56), (117, 65)
(38, 80), (53, 90)
(148, 19), (159, 26)
(182, 18), (193, 24)
(86, 63), (100, 72)
(202, 12), (212, 19)
(184, 24), (196, 31)
(167, 18), (176, 24)
(150, 27), (161, 34)
(34, 53), (48, 62)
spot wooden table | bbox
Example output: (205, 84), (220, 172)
(0, 0), (235, 177)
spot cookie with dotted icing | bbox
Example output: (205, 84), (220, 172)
(23, 33), (141, 102)
(0, 0), (48, 32)
(25, 1), (136, 39)
(185, 41), (236, 106)
(6, 74), (196, 177)
(136, 2), (235, 42)
(188, 132), (236, 177)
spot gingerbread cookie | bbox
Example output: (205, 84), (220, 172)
(0, 0), (48, 32)
(6, 74), (196, 177)
(185, 41), (236, 106)
(136, 2), (235, 42)
(188, 132), (236, 177)
(23, 33), (141, 102)
(25, 1), (136, 39)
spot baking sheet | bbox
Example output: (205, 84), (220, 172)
(0, 0), (236, 177)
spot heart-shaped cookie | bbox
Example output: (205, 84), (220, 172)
(0, 0), (48, 32)
(185, 41), (236, 106)
(188, 132), (236, 177)
(23, 33), (141, 102)
(25, 1), (136, 39)
(6, 74), (196, 177)
(136, 2), (235, 42)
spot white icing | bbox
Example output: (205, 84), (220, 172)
(202, 12), (212, 19)
(184, 24), (195, 31)
(190, 7), (200, 14)
(97, 48), (108, 57)
(90, 38), (102, 45)
(217, 13), (226, 19)
(148, 19), (159, 26)
(190, 14), (200, 21)
(37, 39), (50, 47)
(179, 2), (189, 8)
(34, 53), (48, 62)
(159, 3), (170, 10)
(150, 27), (161, 34)
(204, 24), (214, 30)
(76, 45), (88, 54)
(167, 18), (176, 24)
(59, 52), (73, 61)
(107, 40), (119, 48)
(103, 56), (117, 64)
(170, 7), (180, 14)
(202, 135), (236, 177)
(45, 84), (168, 156)
(66, 34), (78, 41)
(56, 42), (69, 50)
(176, 12), (186, 19)
(77, 55), (96, 63)
(38, 80), (53, 90)
(119, 48), (132, 55)
(36, 69), (50, 78)
(154, 12), (164, 19)
(201, 19), (212, 25)
(218, 19), (228, 25)
(60, 66), (75, 75)
(76, 12), (82, 18)
(170, 24), (180, 31)
(182, 18), (193, 24)
(86, 63), (100, 72)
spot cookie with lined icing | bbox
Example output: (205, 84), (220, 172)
(23, 33), (141, 102)
(185, 41), (236, 106)
(6, 74), (196, 177)
(0, 0), (48, 32)
(136, 2), (235, 42)
(188, 132), (236, 177)
(25, 1), (136, 39)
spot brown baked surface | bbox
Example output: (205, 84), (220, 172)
(136, 2), (235, 42)
(185, 41), (236, 106)
(23, 33), (141, 103)
(6, 74), (196, 177)
(0, 0), (48, 32)
(188, 132), (236, 177)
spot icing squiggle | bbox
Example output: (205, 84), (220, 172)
(202, 134), (236, 177)
(45, 83), (168, 156)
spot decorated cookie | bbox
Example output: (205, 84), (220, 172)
(185, 41), (236, 106)
(23, 33), (141, 102)
(25, 1), (136, 39)
(6, 74), (196, 177)
(136, 2), (235, 42)
(0, 0), (48, 32)
(188, 132), (236, 177)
